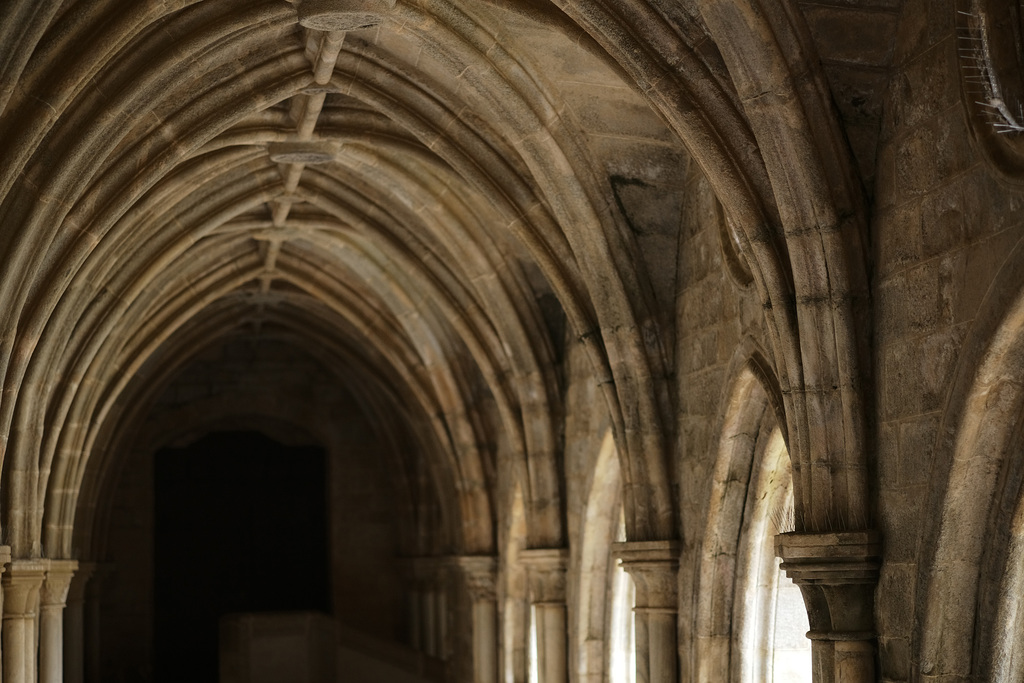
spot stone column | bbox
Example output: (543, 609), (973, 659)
(38, 560), (77, 683)
(520, 549), (568, 683)
(613, 541), (679, 683)
(776, 531), (881, 683)
(63, 563), (94, 683)
(454, 556), (497, 683)
(3, 560), (47, 683)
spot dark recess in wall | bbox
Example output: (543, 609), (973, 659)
(153, 430), (329, 683)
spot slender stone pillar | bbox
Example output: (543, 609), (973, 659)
(520, 549), (568, 683)
(776, 531), (882, 683)
(613, 541), (679, 683)
(64, 563), (94, 683)
(3, 560), (47, 683)
(454, 556), (497, 683)
(39, 560), (77, 683)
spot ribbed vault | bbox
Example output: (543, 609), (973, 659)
(0, 0), (714, 565)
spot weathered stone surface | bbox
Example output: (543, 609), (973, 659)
(0, 0), (1020, 681)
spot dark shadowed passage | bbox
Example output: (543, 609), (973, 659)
(153, 431), (329, 683)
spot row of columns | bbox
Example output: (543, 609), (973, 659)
(413, 533), (880, 683)
(0, 551), (103, 683)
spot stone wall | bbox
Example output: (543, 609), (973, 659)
(872, 0), (1024, 678)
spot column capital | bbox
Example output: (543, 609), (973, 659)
(775, 530), (881, 585)
(612, 540), (679, 610)
(3, 560), (48, 616)
(776, 529), (882, 674)
(41, 560), (78, 607)
(520, 548), (568, 604)
(452, 555), (497, 602)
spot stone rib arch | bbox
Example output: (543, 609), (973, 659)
(345, 2), (678, 542)
(47, 257), (498, 555)
(917, 231), (1024, 680)
(556, 0), (871, 534)
(693, 341), (794, 682)
(73, 327), (438, 564)
(67, 301), (458, 562)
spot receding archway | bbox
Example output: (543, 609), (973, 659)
(153, 430), (329, 683)
(695, 361), (810, 683)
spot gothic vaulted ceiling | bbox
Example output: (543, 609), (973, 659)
(0, 0), (874, 565)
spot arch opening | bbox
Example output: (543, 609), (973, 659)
(153, 430), (330, 683)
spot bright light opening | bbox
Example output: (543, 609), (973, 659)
(608, 560), (636, 683)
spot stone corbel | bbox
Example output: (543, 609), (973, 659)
(776, 530), (882, 683)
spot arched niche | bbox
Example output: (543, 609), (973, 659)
(81, 334), (424, 682)
(918, 232), (1024, 679)
(574, 428), (625, 683)
(694, 363), (810, 683)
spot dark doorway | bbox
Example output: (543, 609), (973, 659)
(153, 430), (329, 683)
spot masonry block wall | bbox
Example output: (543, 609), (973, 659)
(2, 0), (1024, 682)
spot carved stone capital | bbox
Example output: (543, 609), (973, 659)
(3, 560), (48, 616)
(40, 559), (78, 608)
(519, 548), (568, 604)
(776, 530), (881, 585)
(612, 540), (680, 610)
(452, 556), (497, 603)
(776, 530), (881, 641)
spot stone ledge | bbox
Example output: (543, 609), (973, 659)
(776, 530), (882, 585)
(611, 540), (680, 565)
